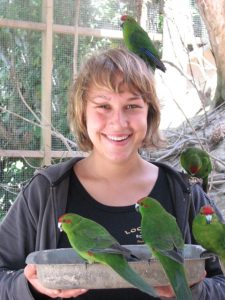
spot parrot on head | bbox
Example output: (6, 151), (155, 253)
(120, 15), (166, 73)
(136, 197), (193, 300)
(58, 213), (158, 297)
(192, 204), (225, 274)
(180, 147), (212, 192)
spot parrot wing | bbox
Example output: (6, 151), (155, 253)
(75, 218), (136, 258)
(151, 234), (184, 264)
(128, 26), (156, 51)
(129, 29), (157, 56)
(145, 213), (184, 264)
(201, 156), (212, 176)
(129, 30), (166, 71)
(74, 218), (118, 250)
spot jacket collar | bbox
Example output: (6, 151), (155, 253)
(35, 157), (189, 192)
(152, 161), (190, 193)
(35, 157), (84, 185)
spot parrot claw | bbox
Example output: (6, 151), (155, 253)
(85, 262), (89, 269)
(147, 258), (153, 265)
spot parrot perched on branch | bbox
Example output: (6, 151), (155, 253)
(58, 213), (158, 297)
(136, 197), (193, 300)
(180, 146), (212, 192)
(192, 205), (225, 274)
(120, 15), (166, 73)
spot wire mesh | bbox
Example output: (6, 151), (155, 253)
(54, 0), (137, 29)
(0, 0), (209, 218)
(1, 0), (42, 22)
(0, 27), (42, 150)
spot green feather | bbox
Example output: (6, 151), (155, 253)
(137, 197), (193, 300)
(59, 213), (158, 297)
(192, 205), (225, 274)
(180, 147), (212, 192)
(121, 15), (166, 72)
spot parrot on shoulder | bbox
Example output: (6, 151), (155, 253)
(120, 15), (166, 73)
(180, 146), (212, 192)
(136, 197), (193, 300)
(58, 213), (158, 297)
(192, 204), (225, 274)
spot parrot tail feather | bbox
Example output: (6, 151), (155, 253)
(140, 47), (166, 72)
(108, 258), (158, 298)
(162, 261), (193, 300)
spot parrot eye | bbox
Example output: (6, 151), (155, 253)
(63, 219), (72, 224)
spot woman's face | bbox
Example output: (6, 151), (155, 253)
(85, 82), (148, 163)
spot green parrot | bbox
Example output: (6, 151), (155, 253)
(136, 197), (193, 300)
(192, 204), (225, 274)
(120, 15), (166, 72)
(180, 147), (212, 192)
(58, 213), (158, 297)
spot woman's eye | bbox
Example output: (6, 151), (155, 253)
(97, 104), (111, 110)
(126, 104), (139, 109)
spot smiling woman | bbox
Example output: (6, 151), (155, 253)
(1, 48), (225, 300)
(68, 48), (163, 152)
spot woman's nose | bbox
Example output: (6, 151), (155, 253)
(109, 110), (128, 127)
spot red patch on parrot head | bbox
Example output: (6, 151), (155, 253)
(121, 15), (128, 21)
(137, 198), (143, 204)
(190, 165), (200, 174)
(200, 205), (215, 216)
(137, 198), (149, 208)
(58, 214), (72, 224)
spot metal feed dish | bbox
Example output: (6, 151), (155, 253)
(26, 244), (209, 289)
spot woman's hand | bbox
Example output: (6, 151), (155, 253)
(155, 271), (206, 298)
(155, 285), (175, 298)
(24, 264), (88, 298)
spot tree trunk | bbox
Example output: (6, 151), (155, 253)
(195, 0), (225, 108)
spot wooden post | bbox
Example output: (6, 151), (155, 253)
(41, 0), (53, 165)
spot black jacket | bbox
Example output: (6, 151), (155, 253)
(0, 157), (224, 299)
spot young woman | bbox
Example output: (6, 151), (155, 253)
(0, 48), (224, 299)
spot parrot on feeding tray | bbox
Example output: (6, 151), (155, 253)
(120, 15), (166, 73)
(192, 204), (225, 274)
(180, 146), (212, 192)
(58, 213), (158, 297)
(136, 197), (193, 300)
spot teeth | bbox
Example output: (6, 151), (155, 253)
(107, 135), (128, 141)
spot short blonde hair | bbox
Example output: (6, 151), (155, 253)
(68, 48), (163, 152)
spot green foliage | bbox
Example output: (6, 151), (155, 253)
(0, 0), (42, 22)
(0, 157), (40, 220)
(0, 27), (42, 151)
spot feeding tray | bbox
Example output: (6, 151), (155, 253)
(26, 244), (209, 289)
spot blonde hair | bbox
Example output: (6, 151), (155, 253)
(68, 48), (163, 151)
